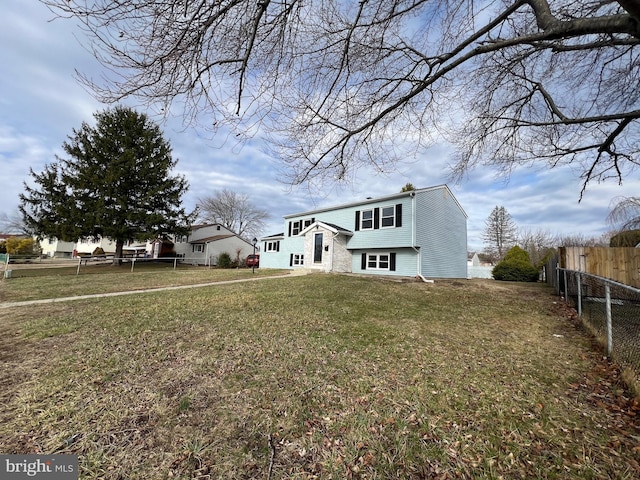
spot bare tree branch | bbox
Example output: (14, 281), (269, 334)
(197, 189), (269, 239)
(42, 0), (640, 192)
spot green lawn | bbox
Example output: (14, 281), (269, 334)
(1, 273), (639, 479)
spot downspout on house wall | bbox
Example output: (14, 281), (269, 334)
(410, 191), (421, 277)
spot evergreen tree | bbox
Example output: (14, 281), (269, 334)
(482, 206), (517, 263)
(20, 106), (192, 264)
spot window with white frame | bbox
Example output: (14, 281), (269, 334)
(380, 205), (396, 228)
(292, 253), (304, 266)
(291, 220), (302, 235)
(360, 209), (374, 230)
(192, 244), (204, 253)
(367, 253), (390, 270)
(265, 240), (280, 252)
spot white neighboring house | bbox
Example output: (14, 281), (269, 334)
(37, 223), (255, 264)
(39, 236), (118, 258)
(39, 237), (77, 258)
(172, 223), (256, 266)
(74, 237), (118, 255)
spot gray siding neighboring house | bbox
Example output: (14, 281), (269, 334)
(260, 185), (467, 278)
(172, 223), (255, 265)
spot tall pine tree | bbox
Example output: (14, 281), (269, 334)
(20, 106), (192, 263)
(482, 206), (517, 263)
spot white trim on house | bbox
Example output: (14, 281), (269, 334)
(261, 185), (468, 278)
(298, 221), (354, 237)
(366, 252), (392, 270)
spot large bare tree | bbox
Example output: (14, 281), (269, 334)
(0, 211), (30, 235)
(43, 1), (640, 193)
(197, 189), (269, 239)
(607, 196), (640, 230)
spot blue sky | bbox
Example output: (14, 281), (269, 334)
(1, 1), (637, 251)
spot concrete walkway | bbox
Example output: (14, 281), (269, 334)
(0, 272), (307, 309)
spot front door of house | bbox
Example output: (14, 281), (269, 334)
(313, 232), (323, 264)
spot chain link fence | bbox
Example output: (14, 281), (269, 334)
(552, 266), (640, 380)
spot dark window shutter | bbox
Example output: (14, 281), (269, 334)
(276, 241), (280, 252)
(361, 253), (367, 270)
(355, 211), (360, 231)
(390, 252), (396, 271)
(374, 208), (380, 229)
(290, 254), (293, 266)
(288, 222), (292, 237)
(396, 204), (402, 228)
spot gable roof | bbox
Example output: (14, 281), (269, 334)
(283, 184), (466, 218)
(299, 221), (353, 236)
(190, 234), (235, 244)
(190, 223), (222, 230)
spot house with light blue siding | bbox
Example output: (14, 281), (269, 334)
(259, 185), (467, 278)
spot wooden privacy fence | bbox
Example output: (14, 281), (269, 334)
(558, 247), (640, 289)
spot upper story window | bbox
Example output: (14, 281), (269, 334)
(355, 203), (402, 231)
(288, 217), (315, 236)
(381, 205), (396, 228)
(361, 209), (373, 230)
(265, 240), (280, 252)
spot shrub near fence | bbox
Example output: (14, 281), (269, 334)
(554, 267), (640, 386)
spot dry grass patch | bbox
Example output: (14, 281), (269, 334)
(0, 263), (287, 302)
(1, 276), (639, 479)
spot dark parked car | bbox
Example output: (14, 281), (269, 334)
(246, 254), (260, 268)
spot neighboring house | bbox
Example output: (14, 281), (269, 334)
(40, 237), (78, 258)
(37, 223), (255, 264)
(260, 184), (468, 278)
(467, 252), (494, 279)
(75, 237), (118, 255)
(172, 223), (256, 266)
(39, 236), (117, 258)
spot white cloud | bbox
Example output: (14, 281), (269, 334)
(1, 0), (638, 254)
